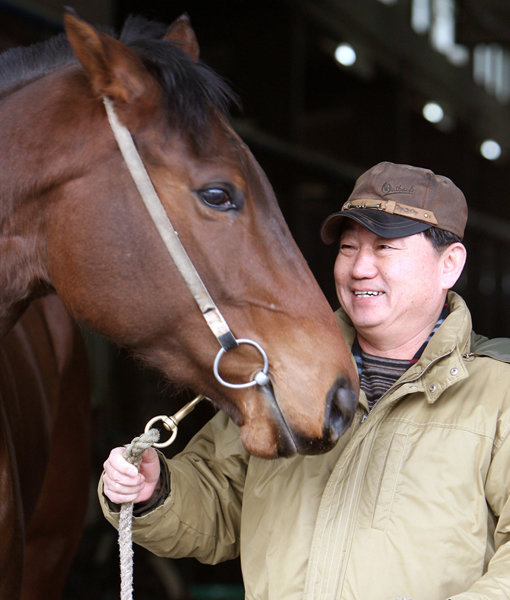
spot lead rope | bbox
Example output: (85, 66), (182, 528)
(119, 429), (160, 600)
(118, 395), (204, 600)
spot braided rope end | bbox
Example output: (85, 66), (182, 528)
(122, 428), (160, 468)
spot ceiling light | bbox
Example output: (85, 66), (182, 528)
(334, 43), (356, 67)
(430, 0), (455, 54)
(411, 0), (430, 34)
(480, 139), (502, 161)
(422, 101), (444, 123)
(447, 44), (469, 67)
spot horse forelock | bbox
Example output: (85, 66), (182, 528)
(120, 15), (240, 142)
(0, 15), (239, 142)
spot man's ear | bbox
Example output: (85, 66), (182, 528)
(441, 242), (467, 290)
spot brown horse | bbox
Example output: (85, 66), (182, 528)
(0, 9), (358, 596)
(0, 295), (90, 599)
(1, 9), (358, 457)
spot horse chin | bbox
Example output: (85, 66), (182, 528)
(243, 382), (302, 458)
(240, 420), (297, 459)
(232, 382), (296, 459)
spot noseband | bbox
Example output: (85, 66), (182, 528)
(103, 97), (270, 390)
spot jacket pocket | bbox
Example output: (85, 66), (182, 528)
(371, 432), (408, 530)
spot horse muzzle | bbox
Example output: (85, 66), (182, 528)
(254, 373), (357, 458)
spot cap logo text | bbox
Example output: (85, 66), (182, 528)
(381, 182), (415, 196)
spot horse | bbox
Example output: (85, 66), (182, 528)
(0, 9), (358, 597)
(0, 295), (90, 599)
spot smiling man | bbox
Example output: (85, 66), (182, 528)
(99, 162), (510, 599)
(322, 162), (467, 359)
(317, 161), (510, 598)
(333, 222), (465, 356)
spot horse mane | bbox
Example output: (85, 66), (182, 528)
(0, 15), (239, 138)
(0, 33), (75, 95)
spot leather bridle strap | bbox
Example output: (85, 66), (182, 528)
(103, 97), (237, 352)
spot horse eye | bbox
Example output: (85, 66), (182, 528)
(197, 186), (237, 211)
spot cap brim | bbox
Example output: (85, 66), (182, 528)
(320, 209), (432, 244)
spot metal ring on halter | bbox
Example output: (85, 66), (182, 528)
(144, 415), (178, 448)
(213, 338), (270, 389)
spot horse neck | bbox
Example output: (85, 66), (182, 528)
(0, 67), (99, 336)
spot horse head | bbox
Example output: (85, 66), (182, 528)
(0, 10), (358, 458)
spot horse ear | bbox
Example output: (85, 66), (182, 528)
(63, 8), (153, 103)
(163, 14), (200, 62)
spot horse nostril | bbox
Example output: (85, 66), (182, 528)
(326, 375), (357, 442)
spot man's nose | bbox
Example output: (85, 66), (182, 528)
(351, 248), (377, 278)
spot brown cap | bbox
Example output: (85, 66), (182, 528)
(320, 162), (468, 243)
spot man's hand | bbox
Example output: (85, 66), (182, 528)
(103, 447), (161, 504)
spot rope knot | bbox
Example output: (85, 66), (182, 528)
(122, 428), (160, 468)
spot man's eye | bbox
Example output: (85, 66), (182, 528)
(197, 187), (236, 211)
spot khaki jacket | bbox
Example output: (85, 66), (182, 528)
(100, 292), (510, 599)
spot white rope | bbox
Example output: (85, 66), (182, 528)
(119, 428), (160, 600)
(119, 502), (135, 600)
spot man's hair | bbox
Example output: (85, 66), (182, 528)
(423, 227), (463, 251)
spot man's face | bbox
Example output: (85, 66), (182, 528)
(334, 221), (448, 346)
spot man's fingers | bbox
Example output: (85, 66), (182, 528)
(104, 447), (138, 477)
(102, 446), (159, 505)
(103, 468), (144, 488)
(102, 447), (145, 503)
(103, 471), (144, 504)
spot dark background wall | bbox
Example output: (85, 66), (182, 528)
(1, 1), (510, 598)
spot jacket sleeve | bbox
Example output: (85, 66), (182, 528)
(98, 411), (249, 564)
(449, 413), (510, 599)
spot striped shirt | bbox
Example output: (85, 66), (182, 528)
(352, 303), (449, 410)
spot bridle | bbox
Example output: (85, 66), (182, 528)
(103, 97), (271, 391)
